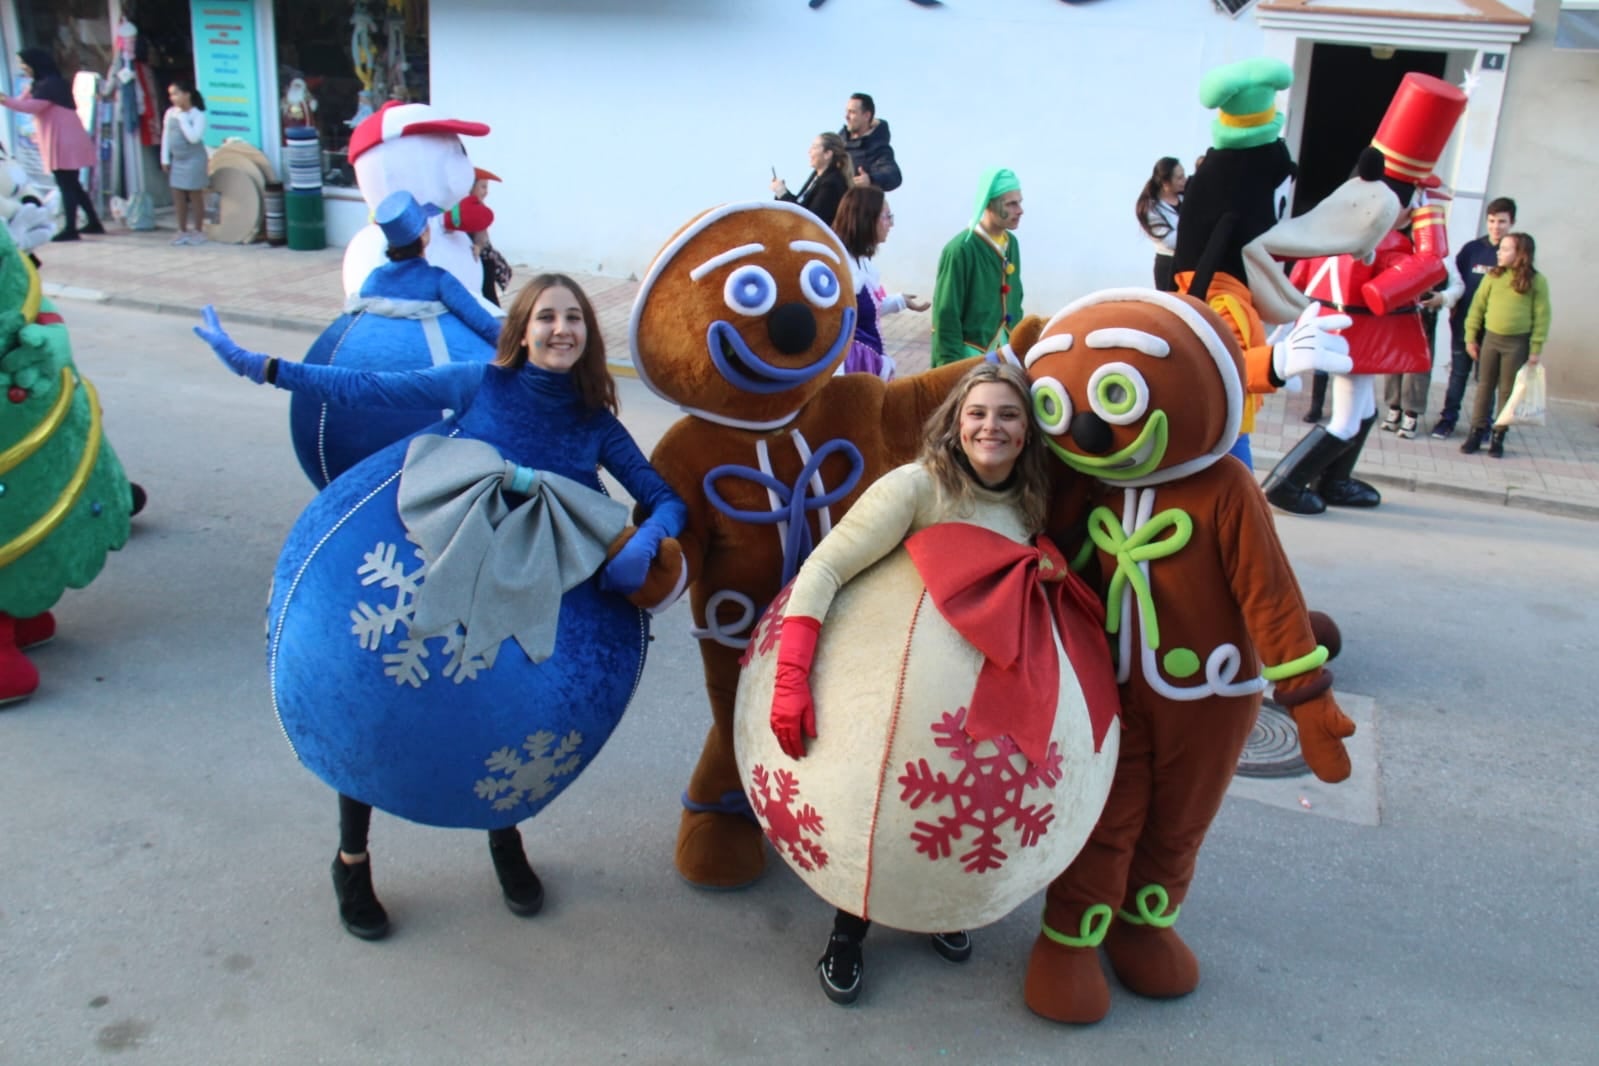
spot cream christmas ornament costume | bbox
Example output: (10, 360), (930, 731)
(735, 463), (1119, 932)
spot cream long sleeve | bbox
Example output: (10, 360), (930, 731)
(783, 462), (1031, 623)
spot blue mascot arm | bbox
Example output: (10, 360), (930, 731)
(596, 416), (688, 595)
(196, 305), (485, 409)
(273, 359), (485, 412)
(437, 271), (505, 346)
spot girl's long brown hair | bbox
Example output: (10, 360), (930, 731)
(919, 361), (1050, 533)
(1489, 232), (1537, 295)
(493, 273), (619, 414)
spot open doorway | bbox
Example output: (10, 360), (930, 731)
(1292, 42), (1447, 216)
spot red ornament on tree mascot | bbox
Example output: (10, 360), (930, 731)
(1262, 73), (1468, 515)
(629, 200), (997, 888)
(1008, 289), (1355, 1024)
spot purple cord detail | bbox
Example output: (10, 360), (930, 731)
(702, 437), (865, 585)
(681, 789), (757, 824)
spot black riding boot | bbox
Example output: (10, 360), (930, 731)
(1302, 372), (1328, 423)
(1315, 415), (1381, 508)
(1261, 426), (1349, 515)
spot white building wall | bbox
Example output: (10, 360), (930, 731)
(429, 0), (1264, 318)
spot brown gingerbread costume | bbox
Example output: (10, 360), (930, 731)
(629, 201), (980, 888)
(1010, 290), (1355, 1023)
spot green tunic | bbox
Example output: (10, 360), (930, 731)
(931, 227), (1023, 367)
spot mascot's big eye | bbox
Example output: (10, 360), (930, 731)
(723, 265), (778, 316)
(1029, 376), (1073, 434)
(1274, 174), (1296, 221)
(799, 261), (841, 308)
(1086, 362), (1149, 426)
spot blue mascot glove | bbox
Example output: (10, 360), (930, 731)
(600, 522), (667, 597)
(193, 305), (270, 383)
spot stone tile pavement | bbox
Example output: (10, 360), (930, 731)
(36, 224), (1599, 520)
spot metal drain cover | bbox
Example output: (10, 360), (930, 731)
(1235, 701), (1309, 779)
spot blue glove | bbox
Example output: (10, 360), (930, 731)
(193, 305), (269, 383)
(600, 523), (667, 596)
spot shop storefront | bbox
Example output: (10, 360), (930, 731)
(1, 0), (428, 241)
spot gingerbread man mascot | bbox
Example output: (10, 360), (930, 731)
(631, 201), (989, 888)
(1008, 290), (1354, 1024)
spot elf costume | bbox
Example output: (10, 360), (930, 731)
(930, 168), (1024, 367)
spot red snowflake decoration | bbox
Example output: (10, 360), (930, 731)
(740, 584), (794, 666)
(748, 763), (829, 871)
(898, 707), (1064, 874)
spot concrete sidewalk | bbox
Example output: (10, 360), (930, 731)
(37, 223), (1599, 520)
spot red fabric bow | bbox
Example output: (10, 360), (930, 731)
(905, 524), (1119, 763)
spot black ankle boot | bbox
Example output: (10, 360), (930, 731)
(1460, 428), (1486, 455)
(1315, 415), (1381, 508)
(488, 830), (544, 916)
(1488, 428), (1506, 458)
(1262, 426), (1347, 515)
(331, 854), (390, 940)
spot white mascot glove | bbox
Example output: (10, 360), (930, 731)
(7, 203), (56, 253)
(1272, 302), (1354, 382)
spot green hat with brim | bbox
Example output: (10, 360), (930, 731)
(970, 167), (1020, 231)
(1199, 57), (1292, 150)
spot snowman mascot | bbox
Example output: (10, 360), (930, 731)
(341, 101), (500, 316)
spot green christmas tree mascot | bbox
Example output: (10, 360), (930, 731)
(0, 224), (132, 703)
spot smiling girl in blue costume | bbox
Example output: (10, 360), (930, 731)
(197, 248), (686, 940)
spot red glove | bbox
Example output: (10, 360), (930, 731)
(1289, 692), (1356, 783)
(769, 615), (822, 759)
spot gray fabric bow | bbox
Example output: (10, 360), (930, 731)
(397, 435), (629, 663)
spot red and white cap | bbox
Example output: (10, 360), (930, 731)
(347, 101), (490, 165)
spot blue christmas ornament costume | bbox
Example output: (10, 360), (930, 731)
(267, 363), (685, 828)
(288, 256), (502, 488)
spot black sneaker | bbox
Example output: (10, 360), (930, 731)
(81, 222), (107, 235)
(1429, 418), (1456, 440)
(50, 231), (80, 242)
(929, 930), (973, 963)
(331, 854), (390, 940)
(489, 833), (544, 916)
(817, 932), (863, 1005)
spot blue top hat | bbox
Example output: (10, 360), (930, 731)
(374, 190), (442, 248)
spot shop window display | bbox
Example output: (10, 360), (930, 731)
(273, 0), (428, 188)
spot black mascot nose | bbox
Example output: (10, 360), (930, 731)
(1071, 411), (1114, 455)
(767, 302), (818, 355)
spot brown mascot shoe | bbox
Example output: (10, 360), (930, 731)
(1103, 921), (1200, 999)
(675, 808), (766, 889)
(1024, 933), (1111, 1023)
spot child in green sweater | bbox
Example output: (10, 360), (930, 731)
(1461, 232), (1550, 458)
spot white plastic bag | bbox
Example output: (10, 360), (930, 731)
(1495, 362), (1547, 428)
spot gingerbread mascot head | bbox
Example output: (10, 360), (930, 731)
(630, 201), (857, 431)
(1023, 290), (1245, 487)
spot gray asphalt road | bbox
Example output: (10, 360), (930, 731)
(3, 303), (1595, 1065)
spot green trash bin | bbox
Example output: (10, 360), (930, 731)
(284, 188), (326, 251)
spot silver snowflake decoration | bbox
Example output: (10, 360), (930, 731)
(349, 539), (498, 687)
(474, 731), (585, 812)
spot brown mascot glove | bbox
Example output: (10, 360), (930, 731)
(603, 528), (688, 613)
(1288, 691), (1355, 784)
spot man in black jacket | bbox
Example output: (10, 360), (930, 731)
(840, 93), (902, 191)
